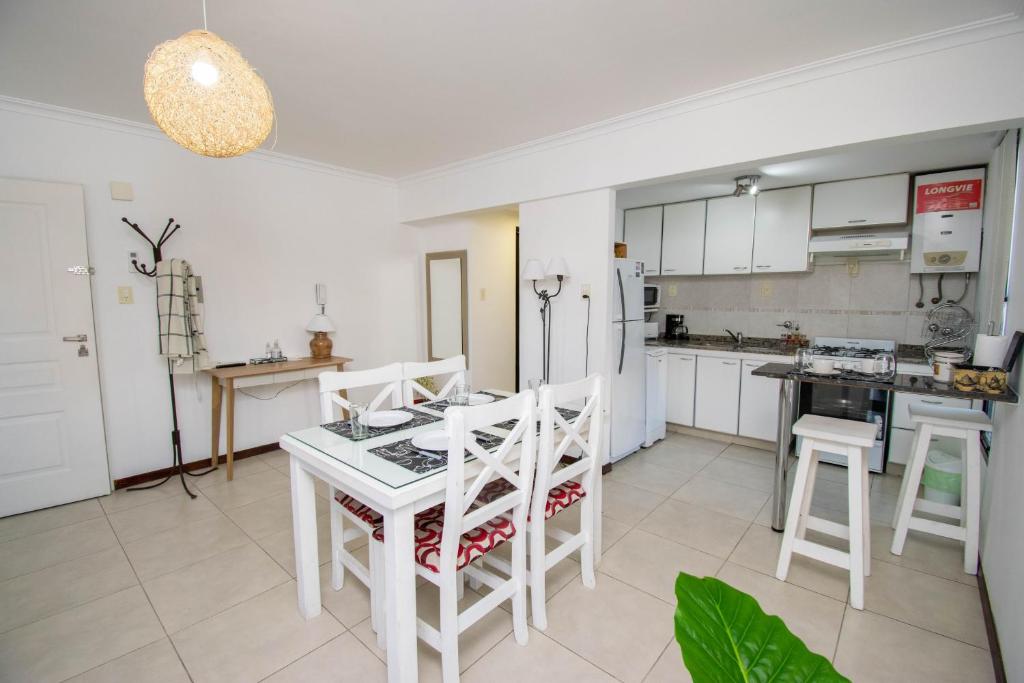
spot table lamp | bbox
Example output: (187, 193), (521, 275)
(307, 310), (336, 359)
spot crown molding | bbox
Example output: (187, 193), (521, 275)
(0, 95), (397, 187)
(399, 11), (1024, 186)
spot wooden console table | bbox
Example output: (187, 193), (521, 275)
(205, 356), (352, 480)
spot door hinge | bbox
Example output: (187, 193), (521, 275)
(67, 266), (95, 275)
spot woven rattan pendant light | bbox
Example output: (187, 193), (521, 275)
(143, 1), (274, 158)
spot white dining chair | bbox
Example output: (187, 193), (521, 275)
(318, 362), (404, 644)
(401, 355), (467, 407)
(369, 391), (536, 683)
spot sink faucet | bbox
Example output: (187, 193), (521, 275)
(724, 329), (744, 345)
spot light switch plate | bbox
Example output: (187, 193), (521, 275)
(668, 284), (678, 297)
(110, 181), (134, 201)
(580, 284), (591, 297)
(117, 286), (134, 304)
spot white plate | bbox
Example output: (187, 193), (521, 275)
(468, 393), (495, 406)
(359, 410), (413, 428)
(412, 431), (449, 452)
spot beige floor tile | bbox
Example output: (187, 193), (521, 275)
(0, 498), (104, 543)
(727, 524), (849, 601)
(602, 479), (666, 525)
(258, 513), (336, 576)
(716, 563), (845, 660)
(543, 575), (675, 683)
(98, 485), (184, 515)
(172, 581), (343, 682)
(643, 640), (693, 682)
(599, 514), (632, 552)
(351, 585), (514, 680)
(639, 499), (750, 559)
(260, 449), (292, 471)
(143, 542), (290, 633)
(264, 632), (386, 682)
(481, 541), (581, 614)
(863, 560), (987, 648)
(607, 458), (695, 496)
(663, 433), (729, 456)
(752, 498), (774, 528)
(66, 638), (190, 683)
(630, 442), (717, 475)
(833, 607), (993, 682)
(700, 457), (775, 493)
(0, 516), (118, 581)
(0, 546), (137, 633)
(870, 523), (976, 586)
(671, 474), (769, 522)
(225, 489), (328, 540)
(319, 548), (373, 627)
(200, 468), (290, 510)
(123, 515), (250, 581)
(0, 586), (165, 683)
(192, 453), (272, 489)
(464, 629), (618, 682)
(717, 443), (774, 470)
(599, 529), (722, 604)
(106, 493), (222, 544)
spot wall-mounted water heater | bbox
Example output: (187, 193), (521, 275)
(911, 168), (984, 273)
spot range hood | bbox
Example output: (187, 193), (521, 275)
(809, 231), (909, 261)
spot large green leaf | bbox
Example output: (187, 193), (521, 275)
(674, 572), (849, 683)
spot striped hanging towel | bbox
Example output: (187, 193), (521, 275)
(156, 258), (209, 369)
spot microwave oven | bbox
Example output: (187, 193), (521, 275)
(643, 284), (661, 311)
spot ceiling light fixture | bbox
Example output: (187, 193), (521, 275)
(143, 0), (274, 158)
(733, 175), (762, 197)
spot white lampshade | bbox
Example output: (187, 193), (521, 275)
(547, 256), (570, 278)
(522, 259), (546, 281)
(306, 314), (335, 333)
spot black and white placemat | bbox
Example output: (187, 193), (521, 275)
(420, 390), (507, 412)
(321, 406), (442, 441)
(492, 406), (581, 433)
(368, 430), (506, 474)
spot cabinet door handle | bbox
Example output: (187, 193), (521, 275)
(732, 266), (747, 271)
(755, 265), (770, 269)
(847, 219), (867, 224)
(663, 268), (676, 272)
(721, 361), (738, 366)
(920, 399), (942, 405)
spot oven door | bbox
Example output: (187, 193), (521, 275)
(798, 383), (890, 472)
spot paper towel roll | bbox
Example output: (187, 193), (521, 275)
(974, 334), (1009, 367)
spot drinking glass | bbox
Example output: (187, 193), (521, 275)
(528, 378), (544, 392)
(794, 348), (813, 372)
(451, 383), (470, 406)
(349, 403), (369, 439)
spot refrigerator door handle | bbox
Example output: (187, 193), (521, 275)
(616, 266), (625, 324)
(617, 322), (626, 374)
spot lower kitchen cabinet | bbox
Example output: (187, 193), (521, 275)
(694, 356), (741, 434)
(738, 360), (780, 441)
(666, 351), (696, 426)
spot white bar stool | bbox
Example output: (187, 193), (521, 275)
(776, 414), (878, 610)
(890, 403), (990, 575)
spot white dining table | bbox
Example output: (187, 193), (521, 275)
(279, 391), (514, 683)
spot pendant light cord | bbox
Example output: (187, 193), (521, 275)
(202, 0), (208, 30)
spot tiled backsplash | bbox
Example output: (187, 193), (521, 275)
(651, 260), (976, 345)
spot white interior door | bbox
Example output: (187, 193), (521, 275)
(0, 178), (109, 516)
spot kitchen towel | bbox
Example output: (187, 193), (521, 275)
(974, 334), (1009, 367)
(156, 258), (209, 369)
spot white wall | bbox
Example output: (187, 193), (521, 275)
(399, 23), (1024, 222)
(415, 212), (518, 391)
(981, 131), (1024, 679)
(0, 101), (420, 481)
(518, 190), (615, 388)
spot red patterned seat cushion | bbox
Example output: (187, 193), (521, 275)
(335, 492), (383, 527)
(477, 478), (586, 521)
(370, 505), (516, 573)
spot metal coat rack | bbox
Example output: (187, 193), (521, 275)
(123, 216), (215, 499)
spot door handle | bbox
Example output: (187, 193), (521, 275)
(62, 334), (88, 342)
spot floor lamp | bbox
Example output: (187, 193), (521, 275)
(523, 257), (569, 383)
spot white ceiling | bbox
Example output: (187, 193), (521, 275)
(616, 131), (1007, 208)
(0, 1), (1018, 177)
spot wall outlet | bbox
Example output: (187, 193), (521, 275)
(580, 284), (591, 297)
(117, 286), (134, 305)
(847, 259), (860, 276)
(668, 284), (678, 297)
(128, 250), (139, 274)
(760, 282), (773, 298)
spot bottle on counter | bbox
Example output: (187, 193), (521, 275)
(272, 339), (282, 359)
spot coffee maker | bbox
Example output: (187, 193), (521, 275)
(665, 314), (689, 340)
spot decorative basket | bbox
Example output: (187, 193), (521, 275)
(952, 364), (1007, 394)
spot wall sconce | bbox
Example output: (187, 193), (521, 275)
(523, 257), (570, 383)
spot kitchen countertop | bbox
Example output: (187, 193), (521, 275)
(645, 335), (932, 366)
(751, 362), (1019, 403)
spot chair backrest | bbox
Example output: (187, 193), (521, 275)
(402, 355), (467, 406)
(318, 363), (404, 422)
(439, 390), (537, 573)
(534, 374), (605, 521)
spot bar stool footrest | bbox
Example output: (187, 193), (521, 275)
(913, 498), (962, 520)
(908, 516), (967, 542)
(805, 515), (850, 540)
(793, 538), (851, 571)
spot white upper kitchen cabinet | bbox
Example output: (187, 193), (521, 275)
(666, 351), (697, 426)
(703, 195), (755, 275)
(738, 360), (780, 441)
(661, 200), (706, 276)
(694, 356), (741, 434)
(623, 206), (663, 276)
(751, 186), (811, 273)
(811, 173), (910, 230)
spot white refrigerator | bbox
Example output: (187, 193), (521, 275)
(611, 259), (647, 462)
